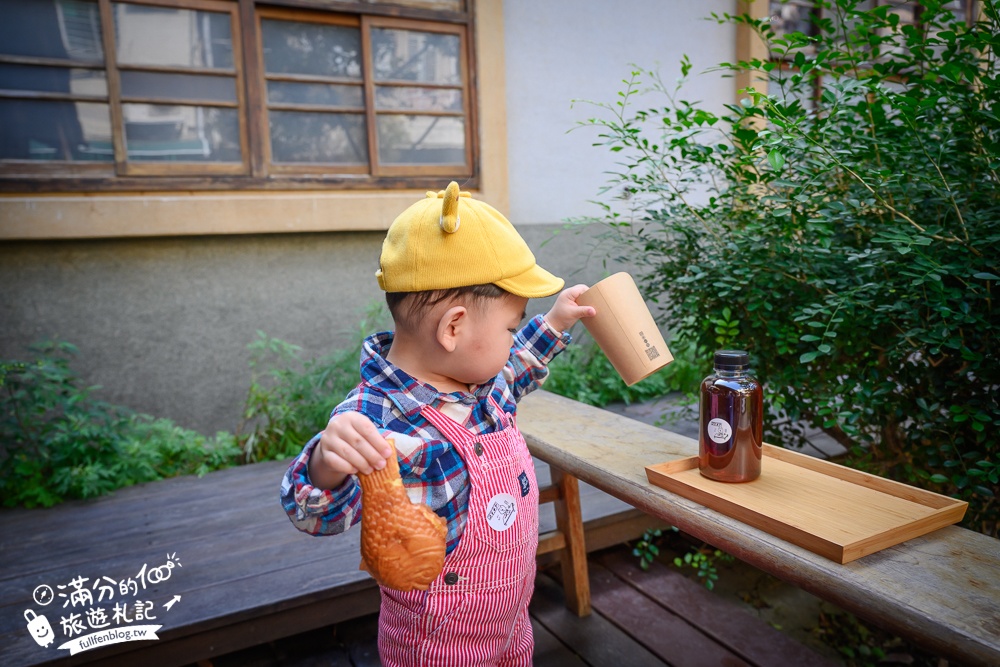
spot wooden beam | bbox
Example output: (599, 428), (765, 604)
(550, 468), (591, 617)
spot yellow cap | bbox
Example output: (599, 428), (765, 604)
(376, 182), (564, 298)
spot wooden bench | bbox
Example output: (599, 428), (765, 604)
(0, 454), (652, 666)
(519, 390), (1000, 667)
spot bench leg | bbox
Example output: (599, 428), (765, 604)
(551, 467), (591, 617)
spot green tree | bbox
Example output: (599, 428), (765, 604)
(577, 0), (999, 535)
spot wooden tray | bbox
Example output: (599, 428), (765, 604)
(645, 444), (968, 563)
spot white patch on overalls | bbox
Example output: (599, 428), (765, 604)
(485, 493), (517, 532)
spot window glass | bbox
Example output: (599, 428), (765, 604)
(0, 0), (104, 61)
(269, 111), (368, 164)
(0, 64), (107, 96)
(114, 3), (234, 69)
(267, 81), (364, 108)
(122, 103), (241, 162)
(120, 71), (237, 103)
(371, 29), (460, 84)
(770, 1), (816, 38)
(0, 99), (112, 161)
(377, 115), (464, 165)
(261, 20), (362, 78)
(375, 86), (462, 112)
(374, 0), (464, 10)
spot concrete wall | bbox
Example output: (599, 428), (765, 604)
(1, 1), (738, 435)
(0, 224), (617, 434)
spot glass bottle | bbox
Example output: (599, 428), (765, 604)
(699, 349), (763, 482)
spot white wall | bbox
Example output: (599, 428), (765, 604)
(503, 0), (736, 224)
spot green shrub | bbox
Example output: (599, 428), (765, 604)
(0, 341), (240, 508)
(576, 0), (999, 535)
(237, 304), (389, 462)
(545, 331), (704, 408)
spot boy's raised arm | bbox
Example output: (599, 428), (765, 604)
(506, 285), (595, 401)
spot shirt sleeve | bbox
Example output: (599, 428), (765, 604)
(279, 387), (389, 536)
(504, 313), (571, 402)
(280, 432), (362, 536)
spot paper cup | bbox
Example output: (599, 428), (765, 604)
(577, 273), (673, 386)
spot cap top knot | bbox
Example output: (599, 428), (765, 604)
(439, 181), (461, 233)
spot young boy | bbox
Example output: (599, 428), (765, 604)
(280, 182), (595, 666)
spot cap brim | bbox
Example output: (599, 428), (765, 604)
(494, 264), (564, 298)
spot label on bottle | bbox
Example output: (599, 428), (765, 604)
(707, 418), (733, 445)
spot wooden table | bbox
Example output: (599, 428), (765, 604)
(519, 390), (1000, 667)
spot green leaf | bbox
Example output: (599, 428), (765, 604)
(767, 148), (785, 171)
(799, 351), (821, 363)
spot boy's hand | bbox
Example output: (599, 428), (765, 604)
(544, 284), (597, 333)
(308, 411), (393, 490)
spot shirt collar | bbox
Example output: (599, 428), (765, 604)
(360, 331), (494, 418)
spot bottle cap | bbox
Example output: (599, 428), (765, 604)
(714, 349), (750, 371)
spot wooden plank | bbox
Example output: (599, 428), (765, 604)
(270, 625), (353, 667)
(0, 449), (654, 667)
(550, 469), (591, 617)
(519, 390), (1000, 667)
(646, 446), (967, 563)
(278, 642), (354, 667)
(0, 460), (289, 538)
(531, 617), (589, 667)
(0, 553), (378, 667)
(337, 614), (382, 667)
(596, 549), (839, 667)
(0, 492), (289, 580)
(530, 572), (667, 667)
(0, 496), (365, 602)
(584, 561), (751, 667)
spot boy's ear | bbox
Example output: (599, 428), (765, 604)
(436, 305), (467, 352)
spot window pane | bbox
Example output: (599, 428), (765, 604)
(351, 0), (465, 10)
(0, 0), (103, 62)
(769, 1), (816, 39)
(377, 115), (464, 165)
(114, 3), (233, 69)
(122, 103), (240, 162)
(0, 99), (112, 161)
(269, 111), (368, 164)
(267, 81), (363, 108)
(372, 29), (461, 84)
(389, 0), (464, 10)
(375, 86), (462, 112)
(0, 64), (107, 97)
(120, 71), (236, 103)
(261, 20), (361, 79)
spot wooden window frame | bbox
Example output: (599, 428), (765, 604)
(255, 8), (368, 177)
(106, 0), (250, 178)
(365, 16), (473, 179)
(0, 0), (478, 193)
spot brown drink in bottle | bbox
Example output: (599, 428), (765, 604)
(699, 350), (763, 482)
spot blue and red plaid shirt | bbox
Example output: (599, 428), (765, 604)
(280, 314), (570, 553)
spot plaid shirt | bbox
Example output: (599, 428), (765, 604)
(280, 314), (570, 553)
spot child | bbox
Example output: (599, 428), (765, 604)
(280, 182), (595, 666)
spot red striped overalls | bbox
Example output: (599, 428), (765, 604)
(377, 397), (538, 666)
